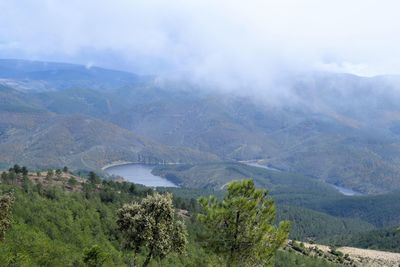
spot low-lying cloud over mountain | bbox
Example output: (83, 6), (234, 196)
(1, 0), (400, 90)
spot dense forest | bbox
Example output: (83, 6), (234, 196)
(0, 165), (347, 266)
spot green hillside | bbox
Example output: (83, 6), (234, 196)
(324, 227), (400, 252)
(152, 162), (341, 201)
(308, 192), (400, 227)
(0, 170), (347, 266)
(277, 205), (374, 242)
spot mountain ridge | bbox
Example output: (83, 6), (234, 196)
(2, 59), (400, 193)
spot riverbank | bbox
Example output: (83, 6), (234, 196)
(101, 161), (135, 171)
(102, 161), (185, 171)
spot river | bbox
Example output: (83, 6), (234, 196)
(243, 162), (281, 172)
(104, 163), (178, 187)
(331, 184), (363, 196)
(241, 161), (363, 196)
(105, 162), (364, 195)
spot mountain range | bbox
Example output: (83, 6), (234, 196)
(2, 59), (400, 193)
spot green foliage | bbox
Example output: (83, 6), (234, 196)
(153, 162), (341, 200)
(6, 165), (28, 176)
(88, 171), (101, 185)
(117, 192), (188, 267)
(308, 192), (400, 227)
(277, 205), (375, 242)
(68, 176), (78, 186)
(46, 169), (54, 180)
(198, 179), (290, 266)
(0, 192), (14, 241)
(1, 172), (7, 182)
(0, 184), (128, 266)
(21, 166), (28, 176)
(11, 164), (21, 174)
(1, 171), (392, 266)
(83, 244), (110, 267)
(326, 227), (400, 252)
(275, 250), (341, 267)
(63, 166), (69, 173)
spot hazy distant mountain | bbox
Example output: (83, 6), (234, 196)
(0, 112), (217, 170)
(0, 58), (147, 92)
(2, 59), (400, 193)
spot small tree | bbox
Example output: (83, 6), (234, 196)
(12, 164), (21, 174)
(55, 169), (62, 180)
(7, 171), (17, 184)
(88, 172), (101, 185)
(0, 172), (7, 182)
(68, 177), (78, 186)
(117, 192), (187, 267)
(21, 166), (28, 176)
(63, 166), (69, 173)
(46, 169), (54, 180)
(0, 192), (14, 241)
(198, 179), (290, 267)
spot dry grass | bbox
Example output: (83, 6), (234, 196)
(303, 242), (400, 267)
(27, 171), (86, 192)
(339, 246), (400, 267)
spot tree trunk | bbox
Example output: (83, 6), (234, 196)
(142, 248), (153, 267)
(228, 210), (240, 267)
(133, 250), (138, 267)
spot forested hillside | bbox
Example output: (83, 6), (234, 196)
(1, 166), (399, 266)
(3, 1), (400, 266)
(0, 168), (348, 266)
(2, 60), (400, 265)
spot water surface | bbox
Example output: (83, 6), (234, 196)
(331, 184), (363, 196)
(105, 164), (177, 187)
(241, 161), (364, 196)
(242, 162), (281, 172)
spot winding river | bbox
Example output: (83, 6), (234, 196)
(105, 161), (364, 195)
(243, 162), (281, 172)
(241, 161), (363, 196)
(105, 163), (178, 187)
(331, 184), (363, 196)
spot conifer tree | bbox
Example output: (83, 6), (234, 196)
(198, 179), (290, 267)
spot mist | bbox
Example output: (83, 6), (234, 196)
(1, 0), (400, 93)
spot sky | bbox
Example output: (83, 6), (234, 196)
(1, 0), (399, 87)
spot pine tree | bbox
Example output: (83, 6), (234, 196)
(88, 172), (100, 185)
(198, 179), (290, 267)
(12, 164), (21, 174)
(62, 166), (69, 173)
(21, 166), (28, 176)
(46, 169), (54, 180)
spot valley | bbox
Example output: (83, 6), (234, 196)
(1, 59), (400, 266)
(2, 2), (400, 266)
(3, 60), (400, 193)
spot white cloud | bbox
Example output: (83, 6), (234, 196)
(0, 0), (400, 85)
